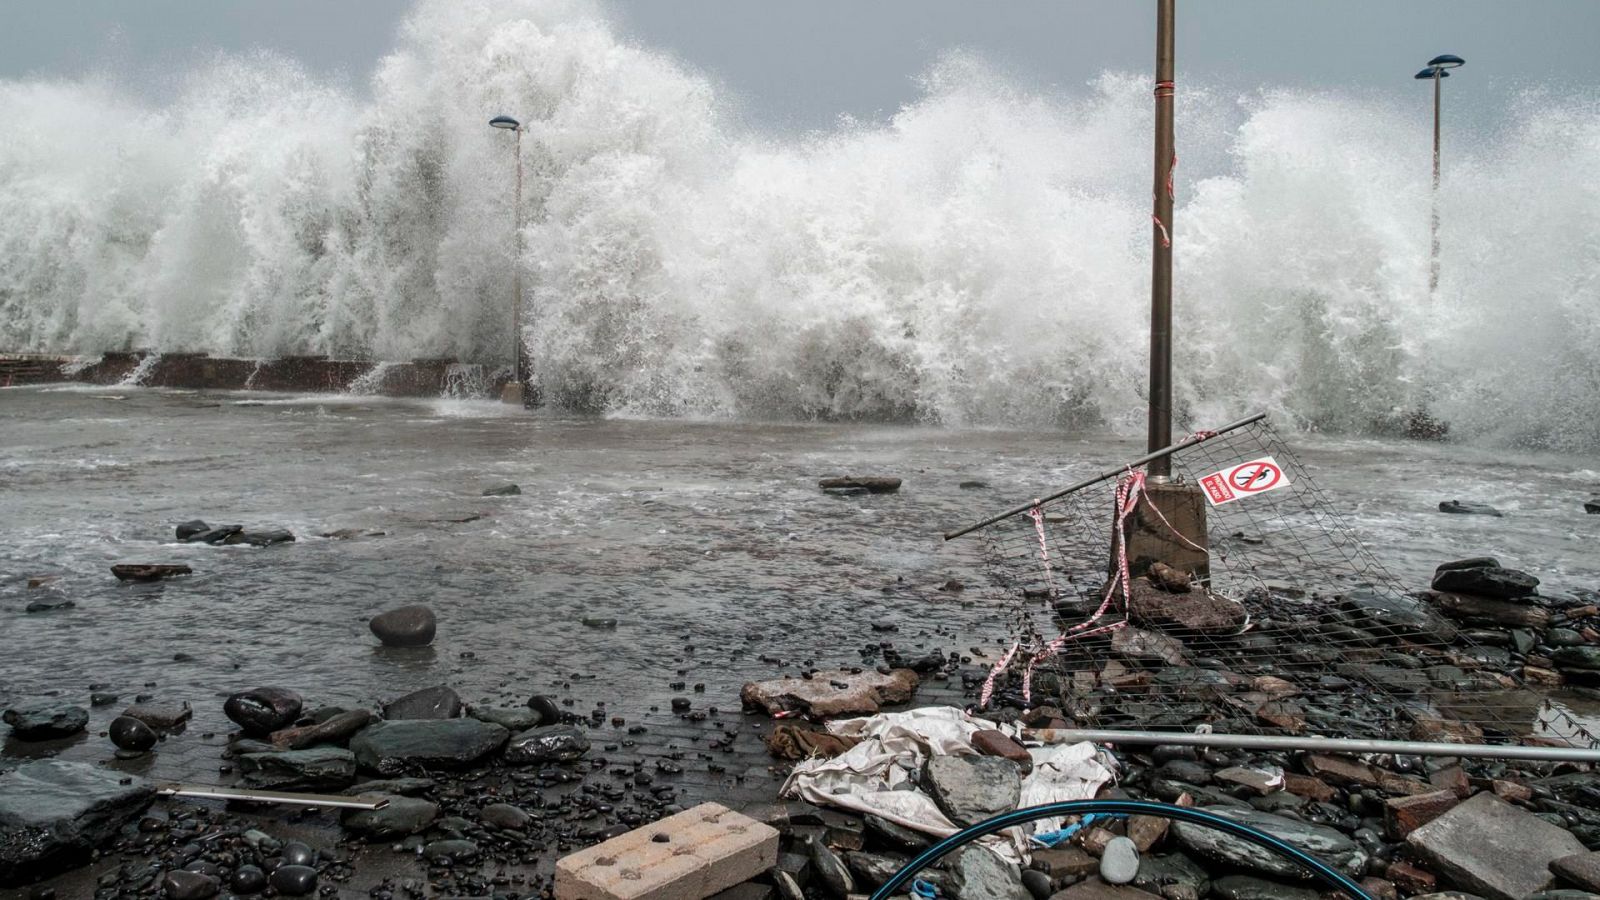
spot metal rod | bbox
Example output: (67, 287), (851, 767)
(1147, 0), (1176, 477)
(158, 785), (390, 810)
(943, 410), (1267, 541)
(513, 126), (525, 387)
(1429, 68), (1441, 296)
(1026, 727), (1600, 763)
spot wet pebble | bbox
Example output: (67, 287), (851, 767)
(268, 864), (318, 896)
(109, 715), (157, 752)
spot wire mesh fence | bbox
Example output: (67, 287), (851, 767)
(953, 415), (1598, 749)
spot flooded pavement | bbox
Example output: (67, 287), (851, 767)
(3, 385), (1600, 897)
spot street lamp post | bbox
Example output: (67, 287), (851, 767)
(489, 114), (526, 404)
(1414, 54), (1464, 297)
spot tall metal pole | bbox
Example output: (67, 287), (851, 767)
(1147, 0), (1176, 477)
(1429, 69), (1441, 296)
(513, 126), (525, 385)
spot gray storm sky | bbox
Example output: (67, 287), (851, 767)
(1, 2), (1596, 133)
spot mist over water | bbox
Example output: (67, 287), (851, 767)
(1, 0), (1597, 447)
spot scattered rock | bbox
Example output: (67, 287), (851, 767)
(368, 604), (437, 648)
(1211, 874), (1319, 900)
(740, 668), (918, 717)
(1585, 499), (1600, 515)
(479, 802), (532, 830)
(423, 839), (479, 863)
(1171, 806), (1366, 879)
(1551, 852), (1600, 893)
(121, 700), (191, 730)
(348, 719), (508, 775)
(1427, 591), (1550, 629)
(24, 597), (73, 613)
(468, 706), (541, 731)
(161, 869), (220, 900)
(270, 708), (372, 749)
(863, 814), (930, 852)
(504, 724), (591, 765)
(382, 684), (462, 720)
(340, 795), (439, 840)
(0, 761), (155, 886)
(1147, 562), (1192, 593)
(185, 525), (243, 544)
(1431, 565), (1539, 599)
(1384, 790), (1460, 839)
(238, 747), (358, 791)
(526, 694), (562, 724)
(224, 686), (304, 736)
(175, 520), (210, 541)
(231, 865), (267, 894)
(949, 845), (1028, 900)
(922, 755), (1020, 828)
(236, 529), (295, 547)
(268, 864), (317, 896)
(808, 835), (854, 897)
(482, 483), (521, 496)
(971, 729), (1033, 772)
(1111, 626), (1187, 665)
(1407, 792), (1584, 900)
(819, 476), (902, 494)
(1100, 836), (1141, 885)
(1127, 578), (1247, 634)
(108, 716), (157, 753)
(110, 563), (191, 582)
(1439, 500), (1503, 517)
(1, 702), (88, 741)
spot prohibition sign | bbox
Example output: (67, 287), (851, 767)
(1229, 460), (1281, 493)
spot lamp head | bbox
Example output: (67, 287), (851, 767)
(1414, 67), (1451, 80)
(489, 115), (521, 131)
(1428, 54), (1465, 69)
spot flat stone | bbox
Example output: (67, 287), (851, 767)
(950, 845), (1028, 900)
(1551, 852), (1600, 892)
(340, 795), (439, 840)
(175, 520), (210, 541)
(922, 754), (1021, 827)
(238, 747), (357, 791)
(819, 476), (901, 494)
(1385, 790), (1460, 839)
(863, 814), (931, 852)
(382, 684), (462, 720)
(185, 525), (242, 544)
(1407, 792), (1585, 900)
(971, 729), (1033, 772)
(237, 529), (295, 546)
(469, 706), (542, 731)
(121, 700), (191, 729)
(24, 597), (73, 613)
(2, 702), (88, 741)
(740, 668), (918, 717)
(224, 686), (303, 736)
(1099, 836), (1140, 885)
(110, 563), (191, 581)
(1214, 766), (1284, 796)
(1438, 500), (1503, 517)
(348, 719), (508, 775)
(1553, 647), (1600, 672)
(504, 724), (591, 764)
(1131, 851), (1210, 899)
(1431, 566), (1538, 600)
(161, 869), (220, 900)
(1427, 592), (1550, 628)
(1338, 589), (1459, 642)
(368, 604), (437, 648)
(1033, 846), (1099, 879)
(1170, 806), (1366, 879)
(480, 802), (532, 830)
(1051, 879), (1164, 898)
(482, 483), (522, 496)
(1211, 874), (1319, 900)
(0, 761), (155, 886)
(1111, 626), (1187, 666)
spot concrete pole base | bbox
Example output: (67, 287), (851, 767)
(499, 383), (525, 406)
(1114, 479), (1210, 584)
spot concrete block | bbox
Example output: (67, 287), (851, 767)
(557, 802), (779, 900)
(1406, 792), (1585, 900)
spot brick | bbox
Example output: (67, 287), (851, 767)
(557, 803), (779, 900)
(1385, 860), (1436, 895)
(1358, 876), (1398, 900)
(1282, 772), (1337, 803)
(1490, 779), (1532, 803)
(1384, 789), (1459, 839)
(1428, 764), (1472, 799)
(1304, 754), (1431, 796)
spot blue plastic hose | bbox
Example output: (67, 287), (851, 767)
(867, 799), (1373, 900)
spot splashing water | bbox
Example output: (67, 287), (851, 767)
(1, 0), (1597, 447)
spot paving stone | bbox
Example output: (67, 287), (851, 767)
(1407, 792), (1585, 900)
(555, 802), (778, 900)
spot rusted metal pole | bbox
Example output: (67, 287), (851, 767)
(1147, 0), (1176, 477)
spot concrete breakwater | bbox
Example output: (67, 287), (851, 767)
(0, 352), (508, 398)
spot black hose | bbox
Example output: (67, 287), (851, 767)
(867, 799), (1372, 900)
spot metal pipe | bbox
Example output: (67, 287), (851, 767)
(1026, 727), (1600, 763)
(158, 785), (391, 810)
(943, 410), (1267, 541)
(513, 125), (525, 387)
(1147, 0), (1176, 477)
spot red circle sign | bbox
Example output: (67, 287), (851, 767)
(1228, 461), (1282, 493)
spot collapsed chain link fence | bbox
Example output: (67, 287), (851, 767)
(951, 415), (1598, 749)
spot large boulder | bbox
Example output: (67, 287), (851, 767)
(1337, 590), (1459, 643)
(382, 685), (462, 720)
(741, 668), (918, 717)
(921, 755), (1021, 828)
(0, 761), (155, 886)
(1431, 565), (1539, 600)
(224, 687), (304, 736)
(1171, 807), (1366, 879)
(2, 702), (88, 741)
(238, 748), (357, 791)
(348, 719), (508, 775)
(368, 605), (437, 648)
(504, 724), (591, 765)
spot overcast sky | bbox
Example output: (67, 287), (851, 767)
(2, 2), (1596, 133)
